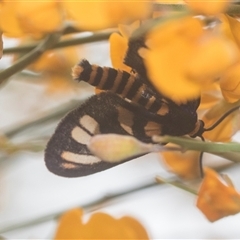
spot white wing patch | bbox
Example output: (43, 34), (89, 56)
(79, 115), (100, 134)
(61, 151), (101, 164)
(144, 121), (161, 137)
(71, 126), (92, 144)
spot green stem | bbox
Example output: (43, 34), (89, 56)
(0, 140), (44, 155)
(0, 31), (62, 84)
(0, 179), (158, 234)
(212, 152), (240, 163)
(156, 176), (198, 195)
(3, 31), (115, 55)
(0, 162), (235, 234)
(153, 135), (240, 153)
(4, 99), (85, 138)
(153, 3), (240, 15)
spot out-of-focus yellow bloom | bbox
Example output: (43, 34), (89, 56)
(0, 32), (2, 59)
(109, 21), (140, 72)
(155, 0), (184, 3)
(202, 100), (240, 142)
(0, 0), (62, 38)
(140, 16), (238, 102)
(28, 46), (79, 93)
(220, 14), (240, 49)
(185, 0), (231, 16)
(199, 83), (221, 110)
(186, 35), (238, 82)
(54, 208), (149, 239)
(161, 150), (200, 179)
(0, 1), (152, 37)
(220, 62), (240, 103)
(0, 1), (24, 37)
(139, 17), (204, 102)
(62, 1), (152, 31)
(197, 168), (240, 222)
(219, 15), (240, 102)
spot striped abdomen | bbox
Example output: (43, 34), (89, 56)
(72, 59), (168, 116)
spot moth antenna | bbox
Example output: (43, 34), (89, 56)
(194, 105), (240, 178)
(203, 105), (240, 132)
(199, 135), (205, 178)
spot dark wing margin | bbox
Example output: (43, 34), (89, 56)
(44, 92), (161, 177)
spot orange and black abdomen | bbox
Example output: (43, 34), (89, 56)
(72, 59), (164, 114)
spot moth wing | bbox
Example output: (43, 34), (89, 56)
(45, 92), (159, 177)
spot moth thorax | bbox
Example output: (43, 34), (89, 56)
(188, 120), (205, 138)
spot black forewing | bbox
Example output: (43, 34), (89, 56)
(45, 92), (162, 178)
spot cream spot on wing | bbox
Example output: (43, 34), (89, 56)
(79, 115), (100, 135)
(117, 106), (134, 135)
(157, 102), (169, 116)
(61, 151), (101, 164)
(144, 121), (162, 137)
(71, 126), (91, 144)
(61, 163), (77, 169)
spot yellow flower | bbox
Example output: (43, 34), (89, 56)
(219, 15), (240, 102)
(62, 1), (152, 31)
(0, 0), (62, 38)
(220, 14), (240, 49)
(0, 1), (152, 38)
(201, 100), (240, 142)
(161, 150), (201, 179)
(54, 208), (149, 239)
(220, 61), (240, 103)
(198, 82), (221, 110)
(197, 168), (240, 222)
(28, 45), (79, 94)
(109, 21), (140, 72)
(0, 32), (2, 59)
(139, 16), (238, 102)
(185, 0), (231, 16)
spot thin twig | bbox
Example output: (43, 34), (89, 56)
(3, 99), (85, 138)
(153, 3), (240, 15)
(0, 32), (62, 84)
(0, 162), (235, 234)
(156, 176), (198, 195)
(0, 178), (159, 234)
(3, 31), (115, 55)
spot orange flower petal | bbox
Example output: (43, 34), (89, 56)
(0, 32), (2, 59)
(54, 208), (149, 239)
(29, 45), (78, 74)
(185, 0), (230, 15)
(161, 150), (201, 179)
(0, 2), (24, 37)
(202, 100), (240, 142)
(0, 1), (62, 38)
(197, 168), (240, 222)
(220, 61), (240, 103)
(109, 32), (131, 72)
(187, 36), (239, 82)
(220, 14), (240, 50)
(118, 21), (141, 39)
(140, 17), (204, 102)
(63, 1), (151, 30)
(199, 82), (221, 110)
(17, 1), (62, 36)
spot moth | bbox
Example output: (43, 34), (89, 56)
(45, 36), (204, 177)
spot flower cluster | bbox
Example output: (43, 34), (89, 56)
(0, 0), (152, 38)
(109, 0), (240, 222)
(1, 1), (240, 237)
(54, 208), (149, 239)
